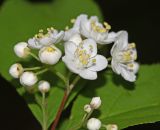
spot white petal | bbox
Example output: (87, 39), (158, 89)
(82, 39), (97, 57)
(64, 41), (77, 56)
(73, 14), (88, 31)
(89, 55), (108, 71)
(63, 28), (78, 41)
(62, 56), (81, 74)
(115, 31), (128, 50)
(28, 38), (42, 49)
(80, 18), (91, 38)
(102, 31), (117, 44)
(120, 67), (136, 82)
(52, 31), (64, 43)
(111, 60), (121, 74)
(79, 69), (97, 80)
(133, 62), (139, 74)
(69, 34), (82, 45)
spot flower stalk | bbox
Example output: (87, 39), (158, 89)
(42, 92), (48, 130)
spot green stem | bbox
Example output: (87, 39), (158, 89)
(24, 66), (42, 71)
(55, 71), (67, 84)
(107, 57), (112, 61)
(42, 92), (47, 130)
(82, 109), (94, 127)
(29, 52), (40, 61)
(35, 68), (48, 75)
(68, 75), (81, 93)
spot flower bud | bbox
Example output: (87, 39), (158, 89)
(84, 104), (91, 113)
(20, 71), (38, 87)
(39, 45), (62, 65)
(87, 118), (101, 130)
(9, 63), (23, 78)
(106, 124), (118, 130)
(38, 80), (50, 93)
(90, 97), (101, 109)
(14, 42), (30, 58)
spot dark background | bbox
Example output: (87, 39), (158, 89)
(0, 0), (160, 129)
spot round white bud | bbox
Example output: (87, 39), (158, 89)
(90, 97), (101, 109)
(38, 80), (50, 93)
(84, 104), (92, 113)
(20, 71), (38, 87)
(14, 42), (30, 58)
(87, 118), (101, 130)
(106, 124), (118, 130)
(9, 63), (23, 78)
(39, 45), (62, 65)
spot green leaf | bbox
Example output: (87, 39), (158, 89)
(0, 0), (102, 128)
(60, 65), (160, 130)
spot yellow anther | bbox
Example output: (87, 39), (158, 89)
(129, 43), (136, 49)
(70, 19), (76, 23)
(65, 26), (69, 31)
(92, 59), (96, 63)
(91, 21), (107, 33)
(39, 29), (44, 33)
(128, 63), (134, 68)
(46, 47), (55, 52)
(104, 22), (111, 30)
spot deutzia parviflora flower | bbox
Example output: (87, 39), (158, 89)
(87, 118), (101, 130)
(111, 31), (139, 82)
(9, 63), (23, 78)
(62, 34), (108, 80)
(84, 104), (92, 113)
(38, 80), (50, 93)
(39, 45), (62, 65)
(90, 97), (101, 109)
(80, 14), (116, 44)
(20, 71), (38, 87)
(14, 42), (30, 58)
(28, 27), (64, 49)
(106, 124), (118, 130)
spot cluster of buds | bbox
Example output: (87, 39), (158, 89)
(84, 97), (118, 130)
(84, 97), (101, 113)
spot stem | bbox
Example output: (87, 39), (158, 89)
(51, 90), (68, 130)
(24, 66), (42, 71)
(55, 71), (66, 84)
(42, 92), (47, 130)
(107, 57), (112, 61)
(82, 109), (94, 127)
(35, 68), (48, 75)
(51, 76), (80, 130)
(28, 52), (40, 61)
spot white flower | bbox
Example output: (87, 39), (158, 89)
(90, 97), (101, 109)
(62, 34), (108, 80)
(39, 45), (62, 65)
(28, 27), (64, 49)
(9, 63), (23, 78)
(14, 42), (30, 58)
(80, 14), (116, 44)
(84, 104), (92, 113)
(111, 31), (139, 82)
(87, 118), (101, 130)
(20, 71), (38, 87)
(106, 124), (118, 130)
(38, 80), (50, 93)
(63, 14), (87, 41)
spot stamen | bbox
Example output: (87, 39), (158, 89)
(46, 47), (56, 52)
(104, 22), (111, 30)
(70, 19), (76, 23)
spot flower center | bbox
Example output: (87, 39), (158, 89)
(121, 43), (137, 62)
(91, 21), (111, 33)
(45, 47), (56, 52)
(74, 43), (96, 68)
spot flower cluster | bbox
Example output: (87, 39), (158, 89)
(83, 97), (118, 130)
(9, 14), (139, 85)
